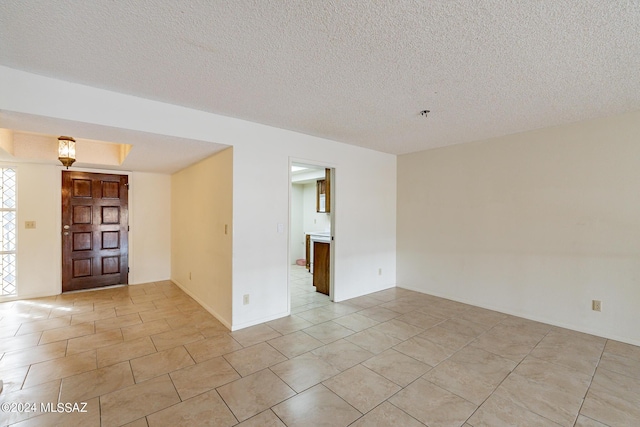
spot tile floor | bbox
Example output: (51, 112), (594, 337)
(0, 266), (639, 426)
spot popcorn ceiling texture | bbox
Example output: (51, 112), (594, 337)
(1, 0), (639, 154)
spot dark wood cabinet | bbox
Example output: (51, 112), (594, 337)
(313, 241), (330, 295)
(316, 168), (331, 213)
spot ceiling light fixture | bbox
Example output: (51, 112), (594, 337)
(58, 136), (76, 169)
(420, 110), (430, 117)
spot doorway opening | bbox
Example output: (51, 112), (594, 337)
(62, 171), (129, 292)
(289, 162), (334, 312)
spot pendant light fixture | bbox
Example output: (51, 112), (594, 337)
(58, 136), (76, 169)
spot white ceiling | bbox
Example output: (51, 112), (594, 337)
(1, 1), (639, 167)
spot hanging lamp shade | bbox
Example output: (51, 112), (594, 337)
(58, 136), (76, 169)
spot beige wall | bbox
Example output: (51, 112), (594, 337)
(171, 148), (233, 327)
(397, 111), (640, 345)
(3, 162), (171, 300)
(129, 172), (171, 284)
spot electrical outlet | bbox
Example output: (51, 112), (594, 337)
(378, 268), (382, 276)
(592, 300), (602, 312)
(189, 272), (192, 280)
(224, 224), (228, 235)
(25, 221), (36, 229)
(243, 294), (250, 305)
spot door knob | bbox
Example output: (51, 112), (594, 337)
(63, 225), (70, 230)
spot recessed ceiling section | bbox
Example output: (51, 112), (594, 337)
(0, 111), (230, 173)
(0, 129), (133, 168)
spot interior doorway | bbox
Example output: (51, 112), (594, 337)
(61, 171), (129, 292)
(289, 162), (334, 311)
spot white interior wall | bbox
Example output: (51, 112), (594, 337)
(129, 172), (171, 284)
(171, 148), (233, 327)
(0, 67), (397, 330)
(290, 184), (304, 264)
(14, 163), (60, 299)
(397, 110), (640, 346)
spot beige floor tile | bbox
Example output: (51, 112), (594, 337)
(604, 339), (640, 361)
(114, 301), (157, 317)
(184, 333), (243, 362)
(371, 319), (424, 340)
(345, 329), (403, 354)
(138, 306), (182, 322)
(423, 346), (516, 405)
(10, 396), (101, 427)
(0, 323), (20, 338)
(303, 321), (355, 344)
(60, 360), (134, 402)
(23, 350), (97, 388)
(229, 324), (282, 347)
(393, 335), (450, 366)
(0, 332), (42, 352)
(66, 329), (124, 355)
(529, 330), (605, 376)
(499, 316), (553, 336)
(345, 295), (384, 310)
(119, 417), (149, 427)
(363, 349), (432, 387)
(599, 351), (640, 380)
(150, 325), (204, 351)
(164, 310), (215, 329)
(354, 306), (401, 322)
(296, 307), (343, 324)
(235, 409), (286, 427)
(438, 317), (488, 339)
(514, 356), (592, 397)
(130, 345), (195, 382)
(311, 339), (375, 371)
(458, 306), (507, 328)
(0, 365), (28, 395)
(170, 356), (240, 400)
(97, 336), (157, 368)
(494, 372), (584, 426)
(332, 313), (379, 332)
(16, 316), (71, 335)
(574, 415), (609, 427)
(389, 378), (477, 426)
(0, 340), (67, 370)
(217, 369), (296, 422)
(94, 313), (142, 332)
(267, 331), (323, 358)
(99, 374), (180, 426)
(580, 367), (640, 426)
(120, 318), (171, 341)
(39, 322), (95, 344)
(323, 364), (401, 413)
(418, 325), (472, 352)
(0, 379), (61, 425)
(266, 315), (314, 335)
(272, 384), (361, 427)
(350, 401), (424, 427)
(468, 394), (562, 427)
(146, 389), (237, 427)
(70, 307), (116, 324)
(379, 299), (422, 314)
(271, 352), (341, 392)
(395, 311), (443, 329)
(471, 324), (544, 363)
(224, 342), (287, 377)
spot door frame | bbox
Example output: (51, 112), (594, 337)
(58, 167), (133, 292)
(288, 158), (336, 313)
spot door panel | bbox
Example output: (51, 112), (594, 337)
(62, 171), (129, 292)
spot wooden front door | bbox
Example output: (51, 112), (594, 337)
(62, 171), (129, 292)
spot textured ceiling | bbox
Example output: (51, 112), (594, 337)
(1, 0), (639, 158)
